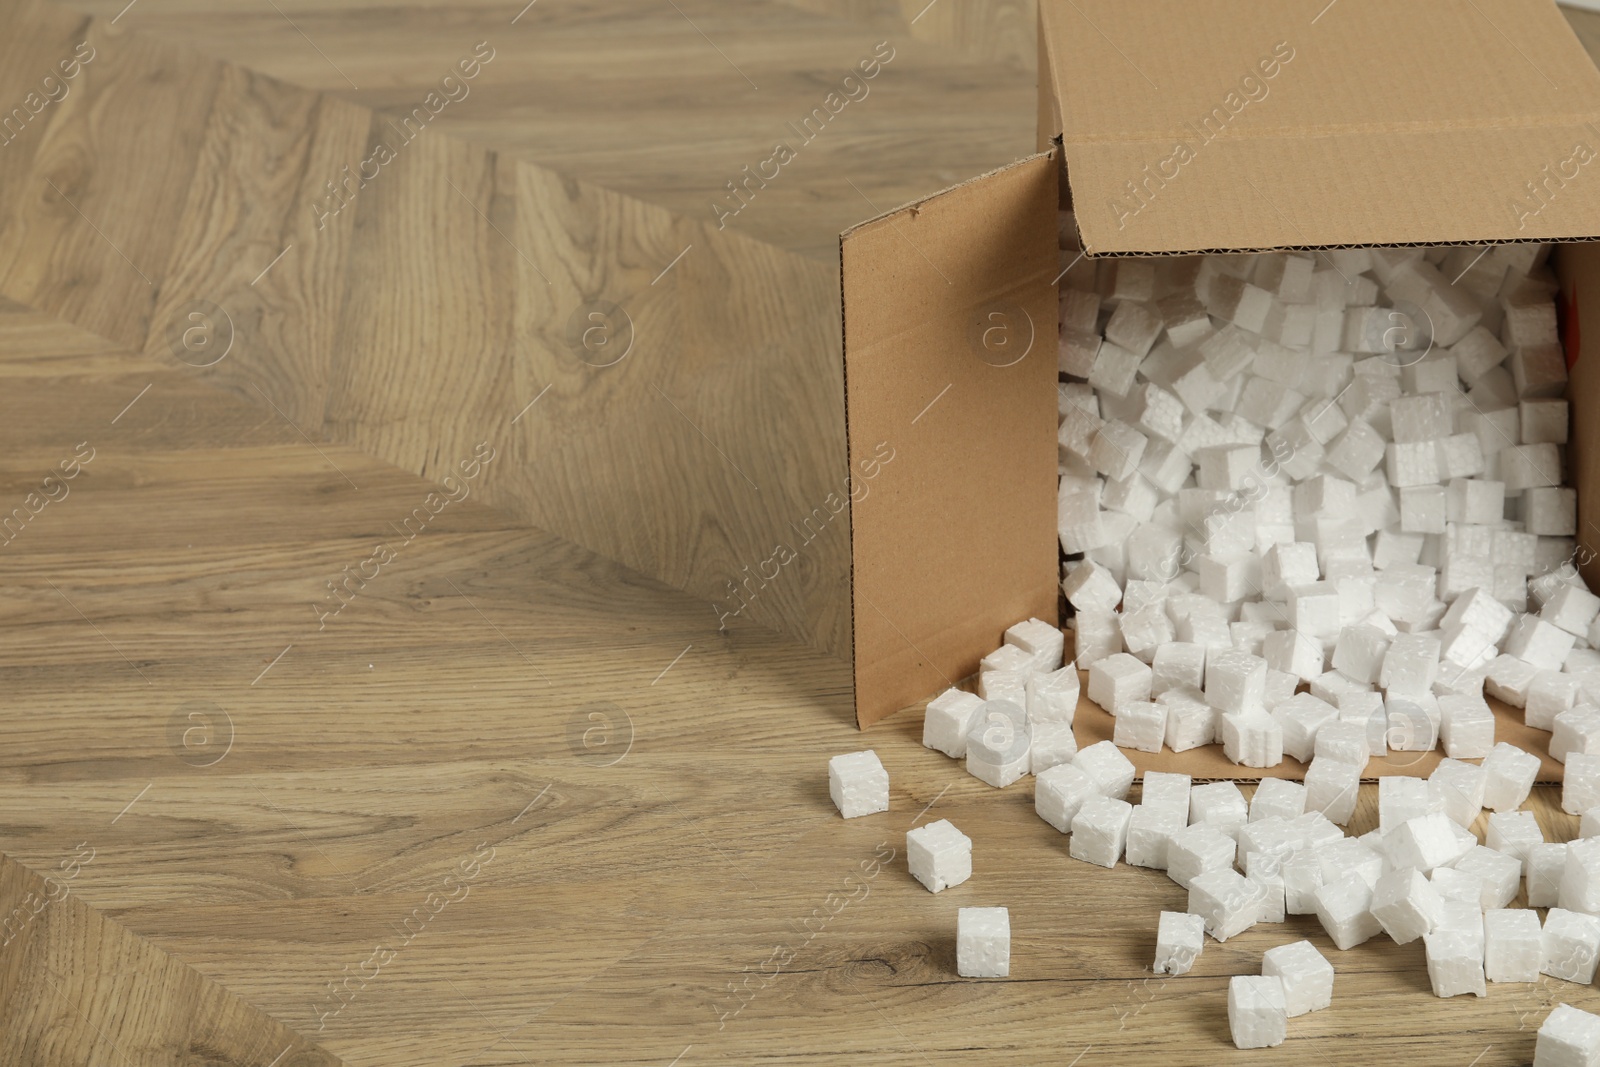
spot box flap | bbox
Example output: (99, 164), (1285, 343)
(841, 152), (1059, 729)
(1042, 0), (1600, 254)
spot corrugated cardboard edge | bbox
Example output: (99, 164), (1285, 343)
(842, 151), (1059, 729)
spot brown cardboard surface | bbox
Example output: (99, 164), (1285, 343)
(841, 152), (1059, 728)
(1041, 0), (1600, 254)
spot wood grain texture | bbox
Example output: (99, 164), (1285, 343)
(0, 0), (860, 664)
(0, 299), (1597, 1065)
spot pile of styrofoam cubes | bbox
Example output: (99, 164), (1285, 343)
(824, 233), (1600, 1055)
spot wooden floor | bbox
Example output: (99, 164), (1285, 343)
(3, 2), (1600, 1065)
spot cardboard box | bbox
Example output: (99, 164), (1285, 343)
(841, 0), (1600, 781)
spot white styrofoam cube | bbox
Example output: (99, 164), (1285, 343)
(1400, 485), (1449, 534)
(1026, 667), (1081, 725)
(981, 642), (1037, 677)
(965, 700), (1031, 788)
(1263, 541), (1320, 599)
(1075, 740), (1137, 801)
(1526, 487), (1579, 537)
(1508, 614), (1580, 671)
(829, 750), (889, 818)
(1502, 442), (1561, 492)
(1160, 686), (1217, 752)
(1485, 653), (1540, 707)
(1390, 812), (1474, 872)
(1167, 822), (1237, 890)
(1006, 617), (1066, 672)
(1531, 843), (1570, 908)
(1262, 939), (1334, 1017)
(1485, 908), (1544, 983)
(1430, 758), (1487, 827)
(1486, 809), (1545, 870)
(1543, 908), (1600, 984)
(1371, 867), (1445, 945)
(1154, 910), (1205, 976)
(1035, 762), (1097, 833)
(1340, 690), (1389, 756)
(956, 906), (1010, 978)
(1112, 701), (1168, 754)
(1140, 770), (1192, 818)
(1273, 692), (1340, 763)
(1554, 706), (1600, 764)
(1381, 632), (1443, 698)
(1425, 926), (1487, 998)
(1561, 838), (1600, 915)
(1190, 782), (1250, 836)
(1126, 805), (1186, 870)
(1029, 721), (1079, 774)
(1221, 710), (1285, 768)
(1565, 753), (1600, 816)
(1150, 641), (1207, 696)
(1188, 867), (1261, 941)
(906, 819), (972, 893)
(1333, 624), (1391, 684)
(1447, 477), (1506, 525)
(1061, 559), (1123, 614)
(1087, 652), (1153, 713)
(1069, 794), (1133, 868)
(1432, 865), (1486, 906)
(1455, 845), (1522, 910)
(1250, 777), (1307, 822)
(1315, 873), (1383, 950)
(1529, 670), (1582, 731)
(1228, 975), (1288, 1050)
(1304, 756), (1362, 825)
(1379, 775), (1436, 833)
(1206, 648), (1268, 714)
(1545, 584), (1600, 639)
(1534, 1003), (1600, 1067)
(923, 688), (986, 758)
(1312, 720), (1370, 767)
(1438, 692), (1495, 759)
(978, 668), (1028, 706)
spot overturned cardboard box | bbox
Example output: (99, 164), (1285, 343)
(842, 0), (1600, 781)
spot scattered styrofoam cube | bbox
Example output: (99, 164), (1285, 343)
(1425, 924), (1487, 998)
(1087, 652), (1152, 713)
(1565, 753), (1600, 816)
(956, 906), (1010, 978)
(1167, 822), (1238, 890)
(1485, 908), (1544, 983)
(1304, 757), (1362, 825)
(1531, 843), (1570, 909)
(1438, 693), (1495, 759)
(1560, 838), (1600, 916)
(1112, 701), (1168, 754)
(1486, 809), (1545, 870)
(1025, 667), (1080, 725)
(1534, 1003), (1600, 1067)
(1069, 794), (1134, 869)
(1250, 779), (1307, 825)
(1228, 975), (1288, 1050)
(1062, 559), (1123, 614)
(829, 750), (889, 818)
(1154, 910), (1205, 976)
(906, 819), (972, 893)
(1390, 813), (1475, 872)
(1455, 846), (1522, 910)
(1189, 867), (1262, 941)
(1126, 806), (1186, 870)
(1315, 873), (1383, 950)
(1207, 649), (1269, 714)
(1262, 939), (1334, 1017)
(1372, 867), (1445, 945)
(1035, 762), (1097, 833)
(1151, 641), (1207, 695)
(1542, 907), (1600, 984)
(1554, 707), (1600, 764)
(1379, 776), (1435, 833)
(1029, 722), (1079, 774)
(1075, 740), (1137, 801)
(1221, 710), (1286, 768)
(1529, 671), (1583, 731)
(1160, 685), (1217, 752)
(965, 701), (1031, 788)
(923, 689), (986, 758)
(1429, 758), (1487, 827)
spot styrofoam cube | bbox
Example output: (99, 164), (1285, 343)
(1485, 908), (1544, 983)
(1400, 485), (1449, 534)
(1069, 794), (1133, 868)
(1486, 653), (1540, 707)
(1561, 838), (1600, 915)
(1287, 582), (1343, 640)
(1025, 667), (1080, 725)
(978, 668), (1028, 706)
(1430, 758), (1487, 827)
(1425, 926), (1487, 998)
(1565, 753), (1600, 816)
(965, 701), (1031, 788)
(1005, 617), (1066, 672)
(906, 819), (972, 893)
(1263, 542), (1320, 599)
(1456, 846), (1522, 910)
(1207, 649), (1268, 714)
(1315, 873), (1383, 950)
(1554, 707), (1600, 764)
(1432, 865), (1486, 906)
(1529, 670), (1582, 731)
(1390, 813), (1474, 872)
(1275, 693), (1340, 762)
(1167, 822), (1237, 890)
(1228, 975), (1288, 1050)
(1283, 849), (1325, 915)
(1075, 740), (1136, 801)
(1159, 685), (1217, 752)
(1061, 559), (1123, 614)
(1260, 940), (1334, 1018)
(1388, 440), (1442, 487)
(829, 750), (889, 818)
(1332, 624), (1391, 684)
(923, 688), (986, 758)
(1151, 641), (1207, 696)
(1112, 701), (1168, 754)
(1029, 722), (1079, 774)
(1526, 487), (1579, 537)
(1531, 843), (1570, 908)
(1221, 710), (1285, 768)
(1481, 743), (1542, 815)
(956, 906), (1010, 978)
(1381, 632), (1442, 698)
(1126, 806), (1186, 870)
(1372, 867), (1445, 945)
(1543, 908), (1600, 984)
(1188, 867), (1261, 941)
(1251, 777), (1307, 822)
(1154, 910), (1205, 976)
(1379, 776), (1436, 833)
(1087, 653), (1152, 713)
(1304, 757), (1362, 825)
(1534, 1003), (1600, 1067)
(1139, 770), (1192, 818)
(1487, 809), (1545, 870)
(1340, 690), (1390, 757)
(1508, 614), (1579, 671)
(981, 642), (1037, 676)
(1035, 762), (1096, 833)
(1502, 443), (1561, 491)
(1438, 693), (1495, 759)
(1545, 584), (1600, 639)
(1190, 780), (1250, 834)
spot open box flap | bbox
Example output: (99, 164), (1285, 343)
(1043, 0), (1600, 255)
(841, 152), (1059, 728)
